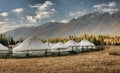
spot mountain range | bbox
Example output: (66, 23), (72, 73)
(5, 11), (120, 40)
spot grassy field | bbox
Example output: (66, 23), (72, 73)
(0, 46), (120, 73)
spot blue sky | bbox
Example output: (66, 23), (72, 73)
(0, 0), (120, 33)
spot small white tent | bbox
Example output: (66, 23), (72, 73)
(0, 44), (9, 53)
(0, 43), (9, 58)
(64, 40), (77, 51)
(64, 40), (76, 47)
(51, 42), (67, 52)
(77, 39), (95, 49)
(13, 36), (49, 56)
(44, 42), (55, 48)
(52, 42), (66, 49)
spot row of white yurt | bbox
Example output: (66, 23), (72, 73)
(50, 39), (95, 49)
(50, 40), (76, 52)
(13, 36), (96, 56)
(50, 39), (96, 52)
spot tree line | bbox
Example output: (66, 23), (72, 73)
(0, 34), (23, 46)
(41, 34), (120, 46)
(1, 34), (120, 46)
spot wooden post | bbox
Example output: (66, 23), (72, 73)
(100, 46), (101, 51)
(58, 48), (60, 56)
(9, 47), (12, 56)
(76, 46), (79, 53)
(86, 46), (88, 52)
(91, 46), (92, 52)
(71, 46), (74, 54)
(90, 46), (91, 51)
(26, 51), (29, 57)
(45, 49), (47, 56)
(101, 46), (104, 50)
(82, 46), (84, 52)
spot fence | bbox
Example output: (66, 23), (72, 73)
(0, 46), (105, 58)
(45, 46), (105, 56)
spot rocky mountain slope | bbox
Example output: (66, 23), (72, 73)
(5, 11), (120, 40)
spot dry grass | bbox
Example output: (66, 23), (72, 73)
(0, 46), (120, 73)
(109, 46), (120, 56)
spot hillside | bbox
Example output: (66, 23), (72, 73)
(5, 11), (120, 40)
(0, 46), (119, 73)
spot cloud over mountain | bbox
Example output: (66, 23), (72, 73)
(5, 11), (120, 40)
(27, 1), (56, 23)
(94, 1), (119, 14)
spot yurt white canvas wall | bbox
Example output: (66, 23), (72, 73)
(0, 44), (9, 53)
(13, 36), (49, 57)
(0, 43), (9, 58)
(64, 40), (77, 51)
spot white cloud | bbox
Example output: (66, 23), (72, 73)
(0, 12), (9, 17)
(59, 19), (70, 23)
(12, 8), (24, 13)
(27, 1), (56, 23)
(94, 1), (119, 14)
(35, 11), (53, 19)
(30, 1), (53, 10)
(69, 11), (87, 18)
(0, 22), (19, 33)
(26, 16), (37, 23)
(108, 1), (116, 7)
(0, 21), (33, 33)
(94, 1), (116, 9)
(100, 8), (118, 14)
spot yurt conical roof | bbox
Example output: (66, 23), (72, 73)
(77, 39), (95, 46)
(0, 43), (8, 51)
(13, 36), (48, 53)
(44, 42), (55, 47)
(51, 42), (66, 49)
(64, 40), (76, 47)
(16, 42), (21, 46)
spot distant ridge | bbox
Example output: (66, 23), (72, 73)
(5, 11), (120, 40)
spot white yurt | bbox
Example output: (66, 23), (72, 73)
(0, 44), (9, 53)
(13, 36), (49, 57)
(64, 40), (77, 51)
(77, 39), (96, 50)
(51, 42), (67, 52)
(44, 42), (55, 48)
(64, 40), (76, 47)
(0, 43), (9, 57)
